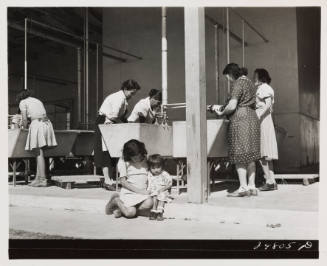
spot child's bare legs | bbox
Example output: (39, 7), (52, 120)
(151, 196), (158, 211)
(156, 200), (166, 221)
(157, 200), (165, 213)
(149, 196), (157, 219)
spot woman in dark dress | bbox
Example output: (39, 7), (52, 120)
(212, 63), (261, 197)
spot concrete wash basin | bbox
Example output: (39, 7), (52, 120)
(99, 123), (173, 157)
(99, 119), (229, 158)
(8, 129), (95, 159)
(172, 119), (229, 158)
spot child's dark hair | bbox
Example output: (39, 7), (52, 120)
(148, 154), (164, 169)
(16, 89), (32, 103)
(122, 139), (147, 162)
(148, 89), (162, 102)
(223, 63), (248, 80)
(254, 68), (271, 84)
(121, 79), (141, 91)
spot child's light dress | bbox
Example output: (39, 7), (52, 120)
(117, 158), (150, 207)
(147, 171), (172, 202)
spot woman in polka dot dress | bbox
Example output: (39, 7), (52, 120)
(212, 63), (261, 197)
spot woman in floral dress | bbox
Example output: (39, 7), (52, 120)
(212, 63), (261, 197)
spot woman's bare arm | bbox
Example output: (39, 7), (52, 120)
(258, 97), (272, 119)
(21, 109), (28, 128)
(120, 177), (150, 195)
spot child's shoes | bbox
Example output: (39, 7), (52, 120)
(156, 211), (164, 221)
(149, 210), (157, 220)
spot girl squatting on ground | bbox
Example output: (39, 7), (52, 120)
(105, 139), (153, 218)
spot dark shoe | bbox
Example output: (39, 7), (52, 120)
(156, 212), (164, 221)
(259, 183), (278, 191)
(249, 188), (259, 196)
(227, 190), (251, 197)
(105, 193), (120, 215)
(149, 211), (157, 220)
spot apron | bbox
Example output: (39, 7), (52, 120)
(93, 115), (117, 172)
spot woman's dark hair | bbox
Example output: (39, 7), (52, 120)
(16, 89), (32, 103)
(148, 89), (162, 102)
(121, 79), (141, 91)
(222, 63), (248, 80)
(254, 68), (271, 84)
(148, 154), (164, 169)
(122, 139), (147, 162)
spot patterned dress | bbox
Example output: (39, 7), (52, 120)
(227, 76), (261, 165)
(255, 83), (278, 160)
(147, 171), (172, 202)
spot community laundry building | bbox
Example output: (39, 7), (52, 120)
(8, 7), (320, 201)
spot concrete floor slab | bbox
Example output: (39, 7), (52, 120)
(8, 182), (319, 239)
(9, 182), (319, 212)
(9, 206), (318, 239)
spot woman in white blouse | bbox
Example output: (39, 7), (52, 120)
(17, 89), (57, 187)
(94, 79), (141, 189)
(127, 89), (162, 124)
(254, 69), (279, 191)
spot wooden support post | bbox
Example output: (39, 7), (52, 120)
(184, 7), (208, 203)
(226, 8), (230, 94)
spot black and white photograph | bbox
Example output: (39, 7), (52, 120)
(1, 0), (326, 262)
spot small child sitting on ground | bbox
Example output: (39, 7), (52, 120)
(147, 154), (172, 221)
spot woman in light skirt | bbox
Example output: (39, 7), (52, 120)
(254, 69), (279, 191)
(17, 89), (57, 187)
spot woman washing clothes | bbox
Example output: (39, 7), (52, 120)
(17, 89), (57, 187)
(211, 63), (261, 197)
(127, 89), (162, 123)
(94, 79), (141, 190)
(254, 68), (279, 191)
